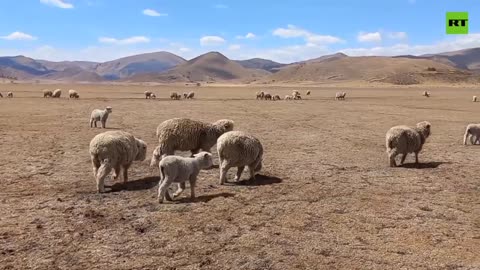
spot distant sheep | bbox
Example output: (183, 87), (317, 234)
(306, 90), (311, 96)
(285, 95), (293, 100)
(69, 89), (79, 99)
(186, 91), (195, 99)
(157, 152), (213, 203)
(150, 118), (234, 167)
(294, 94), (302, 100)
(0, 92), (3, 98)
(145, 91), (153, 99)
(52, 89), (62, 98)
(170, 92), (181, 100)
(473, 96), (477, 102)
(7, 92), (13, 98)
(264, 93), (272, 100)
(292, 90), (300, 96)
(463, 123), (480, 145)
(335, 92), (346, 100)
(217, 131), (263, 185)
(273, 95), (281, 101)
(150, 93), (156, 99)
(423, 91), (430, 97)
(386, 121), (431, 167)
(256, 91), (265, 100)
(90, 106), (112, 128)
(183, 92), (188, 99)
(43, 89), (53, 98)
(89, 130), (147, 193)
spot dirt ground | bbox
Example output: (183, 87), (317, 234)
(0, 84), (479, 270)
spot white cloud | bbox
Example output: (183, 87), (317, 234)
(179, 47), (191, 52)
(388, 32), (408, 40)
(1, 32), (37, 41)
(228, 44), (241, 51)
(273, 25), (343, 45)
(236, 33), (256, 39)
(213, 4), (228, 9)
(200, 36), (226, 46)
(357, 32), (382, 42)
(98, 36), (150, 45)
(143, 9), (167, 17)
(408, 0), (416, 4)
(40, 0), (73, 9)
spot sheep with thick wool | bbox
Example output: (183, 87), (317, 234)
(90, 106), (112, 128)
(89, 130), (147, 193)
(7, 92), (13, 98)
(463, 123), (480, 145)
(150, 118), (234, 166)
(69, 89), (79, 99)
(144, 91), (153, 99)
(52, 89), (61, 98)
(385, 121), (431, 167)
(217, 131), (263, 185)
(43, 89), (53, 98)
(157, 152), (213, 203)
(256, 91), (265, 100)
(186, 91), (195, 99)
(170, 92), (181, 100)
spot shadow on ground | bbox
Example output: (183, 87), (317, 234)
(400, 161), (450, 169)
(232, 174), (283, 186)
(175, 192), (235, 203)
(109, 176), (159, 192)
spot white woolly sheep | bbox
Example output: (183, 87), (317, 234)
(0, 92), (3, 98)
(89, 130), (147, 193)
(306, 90), (311, 96)
(335, 92), (346, 100)
(285, 95), (293, 100)
(264, 93), (272, 100)
(43, 89), (53, 98)
(217, 131), (263, 185)
(7, 92), (13, 98)
(69, 89), (79, 99)
(294, 94), (302, 100)
(292, 90), (300, 96)
(473, 96), (477, 102)
(157, 152), (213, 203)
(256, 91), (265, 100)
(273, 95), (281, 101)
(52, 89), (61, 98)
(150, 93), (156, 99)
(170, 92), (181, 100)
(145, 91), (153, 99)
(183, 92), (188, 99)
(186, 91), (195, 99)
(386, 121), (431, 167)
(463, 123), (480, 145)
(423, 91), (430, 97)
(90, 106), (113, 128)
(150, 118), (234, 167)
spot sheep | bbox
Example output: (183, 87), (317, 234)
(186, 91), (195, 99)
(292, 90), (300, 97)
(183, 92), (188, 99)
(0, 92), (3, 98)
(386, 121), (431, 167)
(43, 89), (53, 98)
(7, 92), (13, 98)
(89, 130), (147, 193)
(145, 91), (153, 99)
(335, 92), (346, 100)
(473, 96), (477, 102)
(90, 106), (113, 128)
(285, 95), (293, 100)
(256, 91), (265, 100)
(52, 89), (61, 98)
(170, 92), (181, 100)
(423, 91), (430, 97)
(293, 94), (302, 100)
(463, 124), (480, 145)
(273, 95), (281, 101)
(217, 131), (263, 185)
(157, 152), (213, 203)
(150, 118), (234, 167)
(306, 90), (311, 96)
(150, 93), (156, 99)
(264, 93), (272, 100)
(68, 89), (79, 99)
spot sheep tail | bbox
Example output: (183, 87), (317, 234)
(159, 165), (173, 201)
(463, 128), (471, 145)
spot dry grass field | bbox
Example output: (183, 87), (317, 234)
(1, 83), (479, 270)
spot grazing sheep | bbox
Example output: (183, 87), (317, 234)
(90, 106), (113, 128)
(256, 91), (265, 100)
(89, 130), (147, 193)
(335, 92), (346, 100)
(183, 92), (188, 99)
(463, 124), (480, 145)
(292, 90), (300, 96)
(52, 89), (61, 98)
(170, 92), (181, 100)
(217, 131), (263, 185)
(264, 93), (272, 100)
(150, 118), (234, 167)
(0, 92), (3, 98)
(69, 89), (79, 99)
(150, 93), (156, 99)
(473, 96), (477, 102)
(423, 91), (430, 97)
(7, 92), (13, 98)
(186, 91), (195, 99)
(145, 91), (153, 99)
(273, 95), (281, 101)
(157, 152), (213, 203)
(285, 95), (293, 100)
(294, 94), (302, 100)
(386, 121), (431, 167)
(43, 89), (53, 98)
(306, 90), (311, 96)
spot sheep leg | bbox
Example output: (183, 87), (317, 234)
(400, 153), (407, 165)
(122, 164), (130, 184)
(219, 161), (231, 185)
(388, 151), (397, 167)
(173, 182), (186, 198)
(158, 177), (172, 203)
(189, 175), (197, 200)
(94, 121), (97, 128)
(464, 131), (470, 145)
(113, 165), (121, 180)
(92, 157), (101, 179)
(101, 120), (106, 129)
(234, 166), (245, 181)
(414, 152), (420, 165)
(96, 160), (113, 193)
(247, 165), (257, 181)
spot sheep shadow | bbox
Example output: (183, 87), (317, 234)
(109, 176), (160, 192)
(175, 192), (235, 203)
(400, 161), (449, 169)
(230, 174), (283, 186)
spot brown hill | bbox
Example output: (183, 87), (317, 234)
(40, 67), (104, 82)
(267, 56), (472, 84)
(128, 52), (267, 82)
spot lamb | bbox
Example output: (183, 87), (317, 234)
(150, 118), (234, 166)
(52, 89), (61, 98)
(69, 89), (79, 99)
(157, 152), (213, 203)
(256, 91), (265, 100)
(217, 131), (263, 185)
(306, 90), (311, 96)
(386, 121), (431, 167)
(264, 93), (272, 100)
(423, 91), (430, 97)
(335, 92), (346, 100)
(43, 89), (53, 98)
(463, 123), (480, 145)
(145, 91), (153, 99)
(186, 91), (195, 99)
(473, 96), (477, 102)
(170, 92), (181, 100)
(273, 95), (281, 101)
(89, 130), (147, 193)
(285, 95), (293, 100)
(90, 106), (113, 128)
(7, 92), (13, 98)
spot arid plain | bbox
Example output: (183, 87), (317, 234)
(1, 83), (479, 270)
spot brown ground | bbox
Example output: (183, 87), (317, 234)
(1, 84), (479, 270)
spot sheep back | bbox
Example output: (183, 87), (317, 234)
(89, 131), (145, 167)
(217, 131), (263, 171)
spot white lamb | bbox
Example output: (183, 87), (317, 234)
(463, 124), (480, 145)
(90, 106), (112, 128)
(157, 152), (213, 203)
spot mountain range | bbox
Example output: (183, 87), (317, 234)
(1, 47), (479, 85)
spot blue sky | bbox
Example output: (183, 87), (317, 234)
(0, 0), (479, 63)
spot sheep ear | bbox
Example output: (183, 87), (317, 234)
(204, 152), (209, 158)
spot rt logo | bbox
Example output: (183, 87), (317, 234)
(446, 12), (468, 34)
